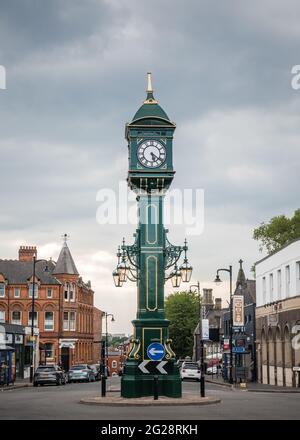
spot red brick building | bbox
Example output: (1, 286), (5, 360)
(0, 242), (102, 371)
(93, 307), (103, 364)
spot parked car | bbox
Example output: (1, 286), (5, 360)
(180, 361), (201, 382)
(68, 364), (96, 383)
(206, 365), (222, 375)
(33, 364), (66, 387)
(89, 364), (101, 381)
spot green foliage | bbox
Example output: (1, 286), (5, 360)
(110, 336), (128, 347)
(165, 291), (199, 359)
(253, 208), (300, 254)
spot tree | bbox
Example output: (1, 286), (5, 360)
(253, 208), (300, 254)
(165, 291), (199, 359)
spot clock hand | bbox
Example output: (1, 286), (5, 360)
(151, 152), (159, 161)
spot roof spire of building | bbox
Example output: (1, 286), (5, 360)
(236, 258), (247, 290)
(52, 234), (79, 275)
(144, 72), (158, 104)
(62, 233), (69, 246)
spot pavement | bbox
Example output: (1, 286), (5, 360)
(205, 374), (300, 393)
(1, 377), (300, 419)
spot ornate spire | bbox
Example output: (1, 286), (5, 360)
(236, 259), (247, 290)
(53, 235), (79, 275)
(144, 72), (158, 104)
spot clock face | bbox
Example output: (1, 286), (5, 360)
(137, 140), (166, 168)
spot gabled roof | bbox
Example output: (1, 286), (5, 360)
(0, 260), (60, 285)
(52, 242), (79, 276)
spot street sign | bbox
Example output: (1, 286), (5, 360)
(233, 347), (246, 353)
(147, 342), (165, 361)
(233, 295), (244, 327)
(223, 339), (230, 350)
(293, 366), (300, 372)
(138, 360), (169, 375)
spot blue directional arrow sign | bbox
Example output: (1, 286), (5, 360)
(147, 342), (165, 361)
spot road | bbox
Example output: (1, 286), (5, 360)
(0, 378), (300, 420)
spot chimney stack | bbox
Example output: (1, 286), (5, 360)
(202, 288), (213, 306)
(215, 298), (222, 310)
(19, 246), (37, 262)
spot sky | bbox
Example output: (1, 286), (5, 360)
(0, 0), (300, 333)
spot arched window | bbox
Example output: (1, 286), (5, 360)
(262, 329), (267, 364)
(276, 326), (282, 367)
(268, 328), (275, 366)
(284, 326), (292, 368)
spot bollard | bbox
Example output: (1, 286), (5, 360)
(200, 375), (205, 397)
(101, 374), (106, 397)
(153, 375), (159, 400)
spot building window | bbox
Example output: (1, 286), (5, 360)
(12, 311), (21, 325)
(112, 360), (117, 369)
(47, 288), (52, 298)
(63, 312), (69, 330)
(0, 283), (5, 298)
(277, 269), (282, 299)
(296, 262), (300, 293)
(269, 273), (273, 302)
(262, 277), (266, 304)
(0, 310), (5, 323)
(28, 311), (38, 327)
(69, 289), (74, 302)
(45, 343), (54, 359)
(14, 288), (20, 298)
(70, 312), (76, 331)
(63, 311), (76, 331)
(45, 311), (54, 331)
(286, 265), (290, 297)
(29, 283), (38, 298)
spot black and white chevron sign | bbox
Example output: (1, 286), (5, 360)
(138, 360), (169, 375)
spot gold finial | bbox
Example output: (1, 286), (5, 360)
(144, 72), (158, 104)
(147, 72), (153, 93)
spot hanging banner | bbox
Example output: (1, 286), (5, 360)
(201, 319), (210, 340)
(232, 295), (244, 327)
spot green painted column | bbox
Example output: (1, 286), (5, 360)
(120, 74), (182, 398)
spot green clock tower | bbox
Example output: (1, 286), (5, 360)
(114, 73), (192, 398)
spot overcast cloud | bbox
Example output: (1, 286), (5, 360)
(0, 0), (300, 333)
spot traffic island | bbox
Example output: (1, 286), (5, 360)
(80, 393), (221, 407)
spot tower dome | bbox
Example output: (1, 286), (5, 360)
(131, 73), (171, 125)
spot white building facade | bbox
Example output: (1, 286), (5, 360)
(256, 238), (300, 387)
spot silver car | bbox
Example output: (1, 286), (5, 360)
(68, 364), (96, 383)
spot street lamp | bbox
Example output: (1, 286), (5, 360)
(30, 256), (49, 383)
(214, 265), (233, 384)
(179, 239), (193, 283)
(171, 265), (182, 288)
(189, 282), (205, 397)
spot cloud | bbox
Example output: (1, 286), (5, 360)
(1, 1), (300, 332)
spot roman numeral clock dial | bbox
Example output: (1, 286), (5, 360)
(137, 140), (166, 168)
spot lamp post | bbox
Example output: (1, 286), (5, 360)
(189, 282), (205, 397)
(214, 265), (233, 384)
(101, 312), (115, 396)
(29, 257), (48, 383)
